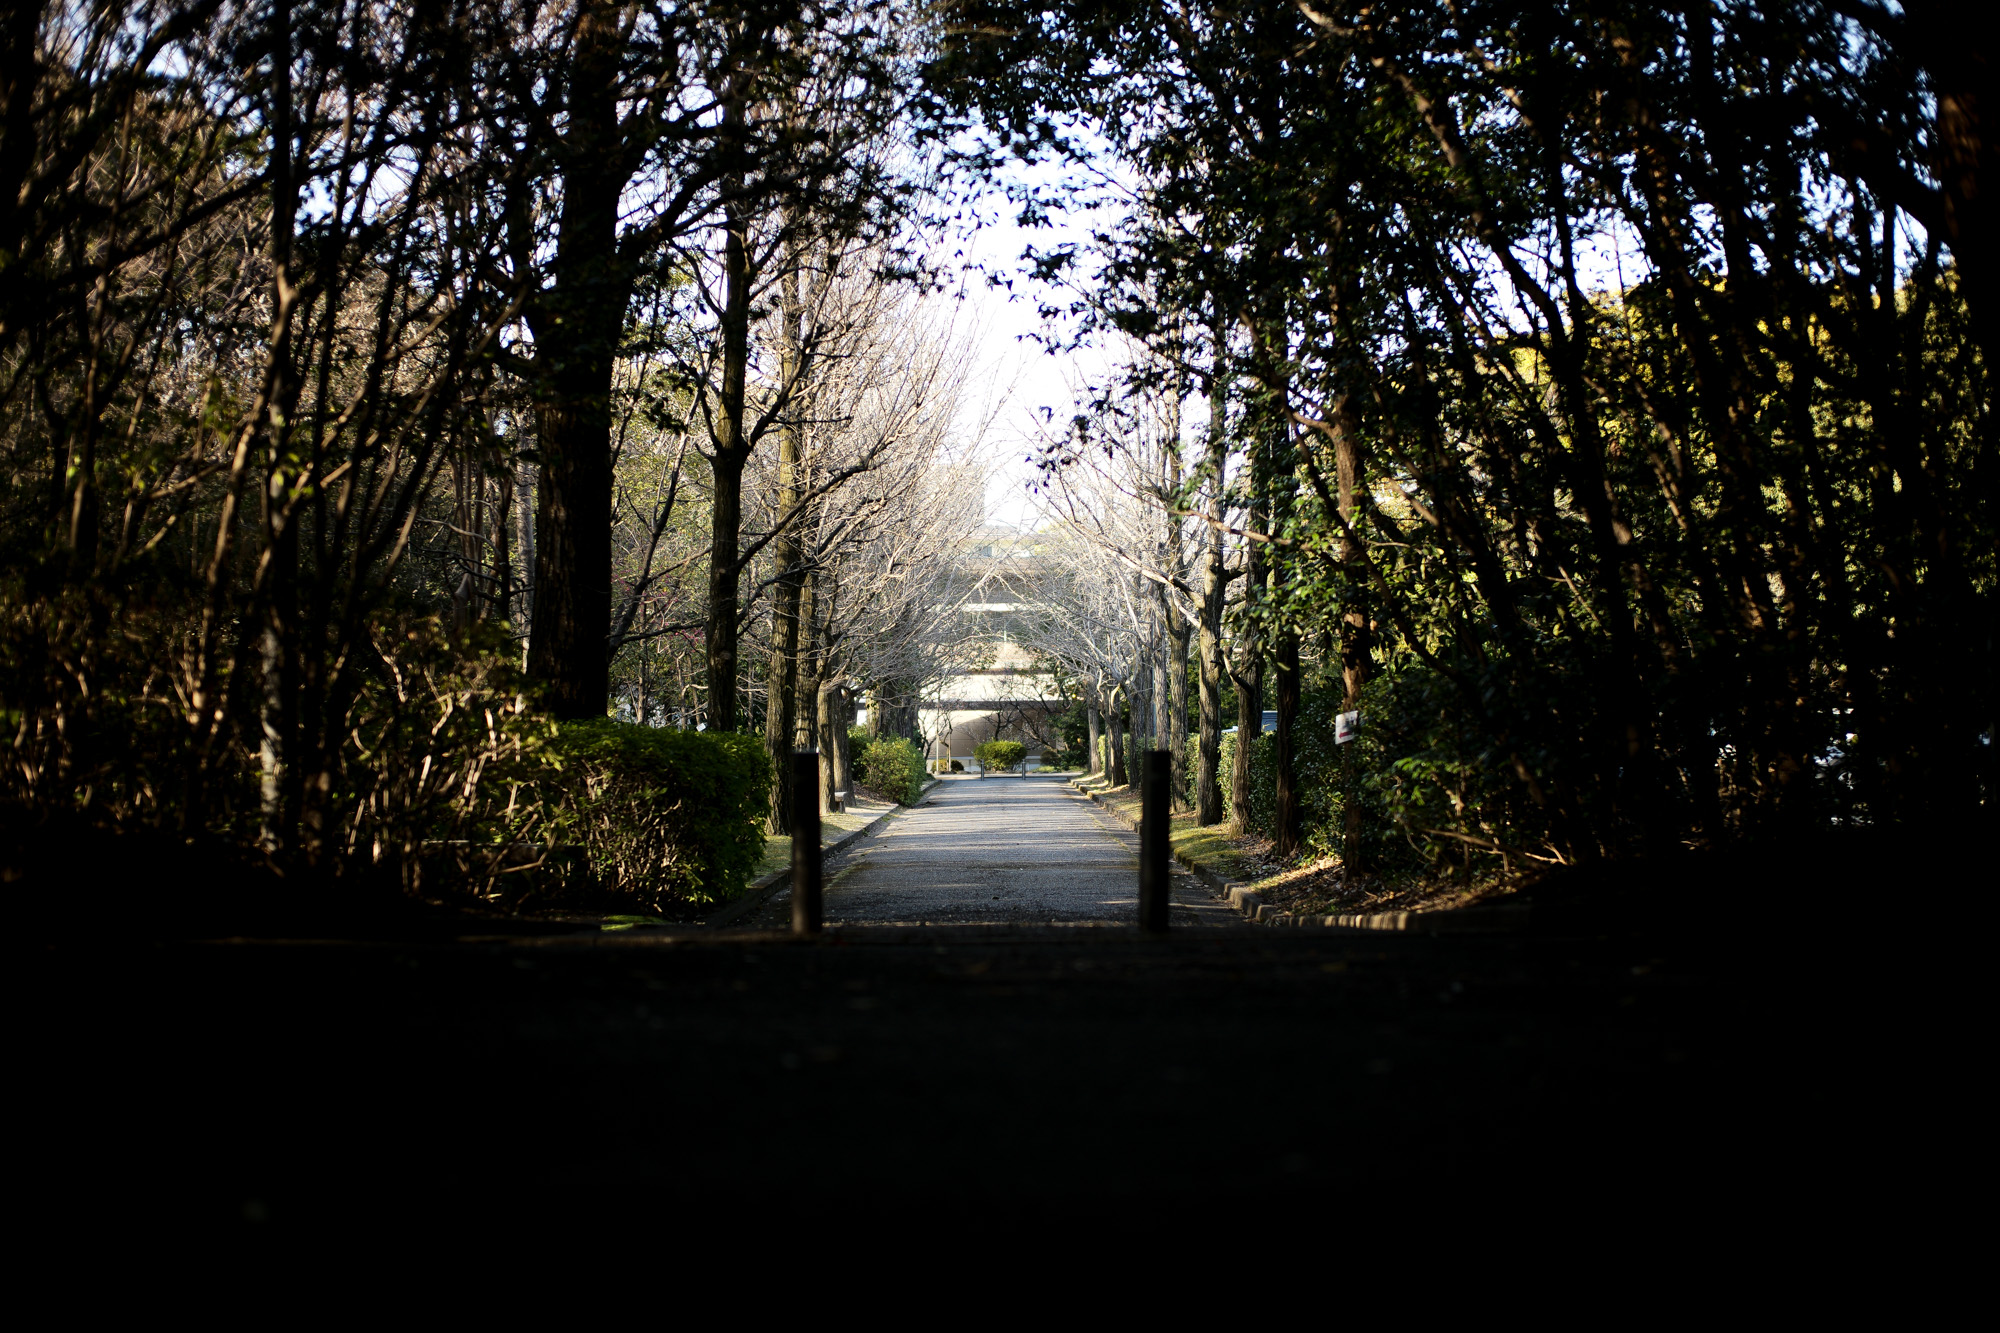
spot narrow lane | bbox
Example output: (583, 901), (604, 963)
(754, 773), (1237, 927)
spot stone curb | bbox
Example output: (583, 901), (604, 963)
(704, 778), (942, 929)
(1066, 779), (1527, 935)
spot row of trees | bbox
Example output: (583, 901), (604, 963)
(934, 0), (1994, 866)
(0, 0), (989, 875)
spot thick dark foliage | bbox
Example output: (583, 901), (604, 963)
(536, 720), (773, 912)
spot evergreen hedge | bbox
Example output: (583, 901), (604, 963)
(541, 720), (772, 911)
(857, 736), (926, 805)
(975, 739), (1026, 773)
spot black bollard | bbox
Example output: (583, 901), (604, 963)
(791, 750), (822, 936)
(1139, 749), (1169, 934)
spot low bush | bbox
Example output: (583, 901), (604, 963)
(976, 739), (1026, 773)
(538, 720), (772, 912)
(857, 736), (926, 805)
(949, 759), (965, 772)
(1038, 745), (1078, 771)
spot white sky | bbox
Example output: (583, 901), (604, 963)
(935, 154), (1118, 530)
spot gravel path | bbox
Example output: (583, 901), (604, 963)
(747, 773), (1239, 928)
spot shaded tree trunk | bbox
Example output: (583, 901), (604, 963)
(1230, 505), (1266, 834)
(491, 462), (514, 625)
(1166, 607), (1191, 811)
(1330, 389), (1373, 868)
(515, 463), (535, 644)
(818, 676), (846, 813)
(1230, 651), (1262, 833)
(1272, 627), (1301, 857)
(764, 267), (806, 831)
(1196, 350), (1230, 825)
(1107, 684), (1129, 788)
(527, 2), (625, 720)
(1086, 683), (1103, 776)
(794, 569), (821, 752)
(828, 682), (853, 796)
(259, 0), (303, 851)
(1131, 631), (1153, 752)
(704, 96), (753, 732)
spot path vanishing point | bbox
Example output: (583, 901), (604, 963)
(747, 772), (1238, 928)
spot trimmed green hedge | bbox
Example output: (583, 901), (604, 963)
(542, 720), (772, 910)
(857, 736), (926, 805)
(976, 739), (1026, 773)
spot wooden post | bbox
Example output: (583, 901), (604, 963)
(1139, 749), (1169, 934)
(791, 750), (821, 936)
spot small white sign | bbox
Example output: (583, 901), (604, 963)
(1335, 710), (1361, 744)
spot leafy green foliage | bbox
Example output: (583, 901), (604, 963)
(540, 720), (773, 911)
(1038, 744), (1080, 771)
(857, 736), (927, 804)
(975, 739), (1027, 772)
(933, 0), (1996, 867)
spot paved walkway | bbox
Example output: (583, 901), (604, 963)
(749, 773), (1238, 928)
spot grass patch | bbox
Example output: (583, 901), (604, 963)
(1075, 776), (1267, 885)
(1167, 812), (1268, 885)
(753, 792), (900, 880)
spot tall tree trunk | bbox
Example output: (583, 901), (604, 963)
(259, 0), (303, 853)
(829, 682), (853, 798)
(515, 462), (535, 645)
(1161, 379), (1193, 810)
(764, 266), (806, 830)
(1086, 685), (1103, 776)
(1166, 607), (1191, 811)
(491, 463), (514, 625)
(1272, 627), (1301, 857)
(1131, 632), (1152, 751)
(526, 2), (624, 720)
(1107, 684), (1128, 788)
(1230, 458), (1267, 835)
(1330, 388), (1373, 868)
(1230, 650), (1262, 833)
(703, 96), (753, 732)
(1258, 319), (1303, 859)
(1196, 330), (1230, 825)
(818, 676), (844, 813)
(794, 569), (821, 753)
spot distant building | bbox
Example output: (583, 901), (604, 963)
(918, 525), (1066, 770)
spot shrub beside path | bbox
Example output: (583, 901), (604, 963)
(752, 789), (899, 883)
(740, 773), (1241, 928)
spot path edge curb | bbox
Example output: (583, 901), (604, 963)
(1067, 779), (1527, 935)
